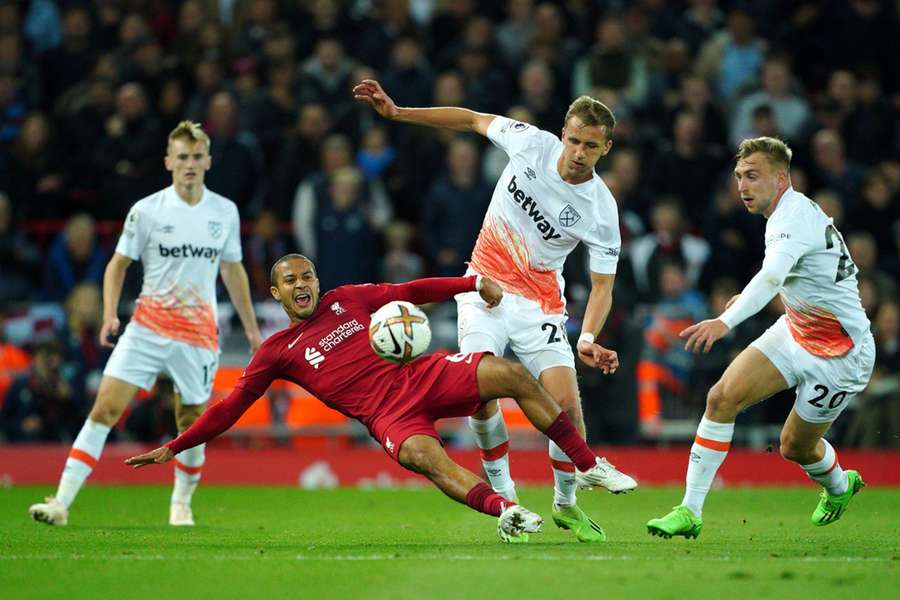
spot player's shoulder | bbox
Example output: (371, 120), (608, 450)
(770, 188), (823, 230)
(127, 188), (168, 214)
(579, 174), (619, 222)
(202, 188), (240, 215)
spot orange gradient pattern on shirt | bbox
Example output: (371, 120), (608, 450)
(469, 219), (564, 314)
(132, 286), (218, 351)
(783, 300), (854, 358)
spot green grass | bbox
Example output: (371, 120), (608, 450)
(2, 485), (898, 599)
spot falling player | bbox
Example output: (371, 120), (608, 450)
(647, 137), (875, 539)
(353, 79), (635, 543)
(125, 254), (626, 542)
(30, 121), (263, 527)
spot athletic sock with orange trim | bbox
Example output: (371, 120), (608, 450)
(56, 419), (111, 508)
(172, 443), (205, 505)
(681, 417), (734, 517)
(800, 439), (848, 495)
(469, 409), (516, 501)
(549, 441), (577, 507)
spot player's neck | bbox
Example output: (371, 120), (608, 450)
(173, 183), (203, 205)
(763, 184), (790, 218)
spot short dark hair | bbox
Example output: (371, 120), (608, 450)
(270, 253), (315, 286)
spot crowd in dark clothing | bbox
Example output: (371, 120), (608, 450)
(0, 1), (897, 445)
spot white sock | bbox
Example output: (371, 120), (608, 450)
(469, 409), (516, 500)
(56, 419), (112, 508)
(172, 444), (205, 505)
(549, 440), (577, 507)
(681, 417), (734, 517)
(801, 439), (848, 495)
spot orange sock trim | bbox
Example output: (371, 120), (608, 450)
(175, 459), (203, 475)
(480, 441), (509, 462)
(550, 459), (576, 473)
(68, 448), (98, 468)
(694, 435), (730, 452)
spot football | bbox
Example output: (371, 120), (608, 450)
(368, 301), (431, 363)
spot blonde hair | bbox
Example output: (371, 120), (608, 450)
(564, 96), (616, 138)
(167, 120), (210, 150)
(736, 136), (793, 171)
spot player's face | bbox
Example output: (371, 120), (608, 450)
(271, 259), (320, 321)
(165, 138), (211, 189)
(734, 152), (788, 217)
(559, 116), (612, 184)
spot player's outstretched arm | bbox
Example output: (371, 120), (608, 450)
(99, 252), (133, 348)
(221, 260), (263, 353)
(576, 272), (618, 373)
(125, 446), (173, 468)
(352, 79), (496, 137)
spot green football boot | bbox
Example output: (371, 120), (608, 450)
(812, 470), (865, 526)
(646, 506), (703, 539)
(552, 504), (607, 542)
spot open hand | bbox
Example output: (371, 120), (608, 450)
(680, 319), (730, 353)
(124, 446), (174, 468)
(352, 79), (399, 120)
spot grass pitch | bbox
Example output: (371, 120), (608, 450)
(2, 485), (898, 599)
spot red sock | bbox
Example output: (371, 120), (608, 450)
(544, 412), (596, 472)
(464, 482), (513, 517)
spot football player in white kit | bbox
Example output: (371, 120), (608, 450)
(647, 137), (876, 539)
(354, 79), (636, 543)
(30, 121), (263, 527)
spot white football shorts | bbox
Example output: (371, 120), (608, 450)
(750, 315), (875, 423)
(103, 321), (219, 405)
(456, 289), (574, 379)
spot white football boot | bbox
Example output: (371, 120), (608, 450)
(169, 502), (195, 526)
(575, 457), (638, 493)
(497, 505), (543, 542)
(29, 497), (68, 526)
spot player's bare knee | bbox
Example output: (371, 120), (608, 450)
(397, 439), (439, 475)
(88, 399), (123, 426)
(779, 434), (817, 464)
(705, 382), (739, 419)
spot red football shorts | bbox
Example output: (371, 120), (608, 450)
(369, 351), (488, 461)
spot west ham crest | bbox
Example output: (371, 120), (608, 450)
(208, 220), (223, 239)
(558, 204), (581, 227)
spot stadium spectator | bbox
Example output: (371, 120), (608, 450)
(0, 69), (26, 147)
(1, 340), (81, 443)
(421, 137), (492, 278)
(813, 189), (845, 229)
(572, 15), (649, 111)
(94, 82), (166, 217)
(495, 0), (535, 67)
(38, 4), (95, 109)
(380, 221), (425, 284)
(380, 36), (435, 111)
(515, 60), (566, 133)
(629, 200), (711, 302)
(730, 55), (812, 146)
(636, 260), (707, 436)
(649, 110), (727, 228)
(808, 129), (866, 209)
(0, 191), (39, 303)
(125, 254), (629, 542)
(298, 38), (355, 112)
(847, 169), (899, 257)
(3, 111), (67, 218)
(846, 232), (897, 302)
(269, 102), (332, 219)
(664, 74), (728, 149)
(184, 55), (227, 123)
(60, 283), (109, 405)
(204, 90), (265, 215)
(252, 58), (298, 163)
(695, 6), (767, 103)
(244, 209), (293, 300)
(44, 214), (107, 302)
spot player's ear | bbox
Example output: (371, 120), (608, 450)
(270, 285), (280, 301)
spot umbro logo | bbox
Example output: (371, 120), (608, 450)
(305, 346), (324, 369)
(161, 225), (175, 234)
(524, 167), (536, 180)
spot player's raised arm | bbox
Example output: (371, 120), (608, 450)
(352, 79), (496, 137)
(363, 275), (502, 309)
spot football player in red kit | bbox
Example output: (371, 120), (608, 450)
(126, 254), (619, 542)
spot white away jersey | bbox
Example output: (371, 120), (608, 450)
(764, 187), (869, 358)
(115, 186), (242, 350)
(470, 116), (621, 314)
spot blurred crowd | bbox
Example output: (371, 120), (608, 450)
(0, 0), (897, 446)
